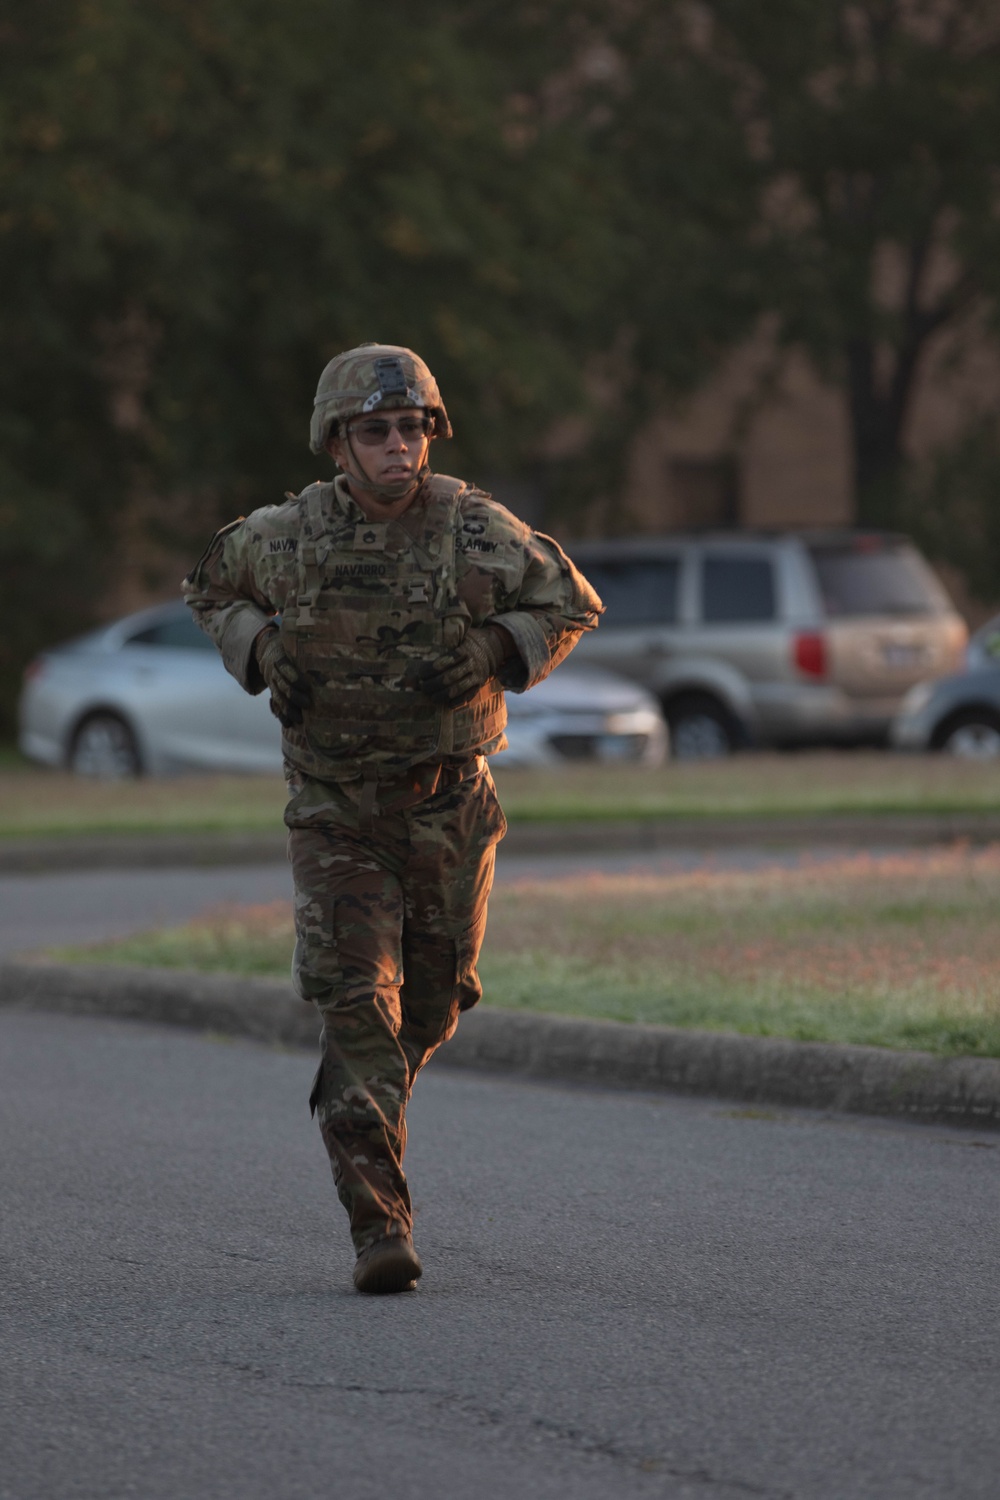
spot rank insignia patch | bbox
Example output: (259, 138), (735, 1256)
(354, 524), (387, 551)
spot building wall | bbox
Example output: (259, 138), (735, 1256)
(624, 327), (852, 533)
(621, 312), (1000, 538)
(906, 303), (1000, 460)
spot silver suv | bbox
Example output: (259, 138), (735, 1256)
(568, 531), (967, 758)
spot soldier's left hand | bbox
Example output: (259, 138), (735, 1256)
(416, 626), (509, 708)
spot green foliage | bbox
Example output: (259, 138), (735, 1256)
(503, 2), (768, 526)
(0, 0), (614, 728)
(4, 0), (1000, 731)
(486, 1), (1000, 532)
(689, 0), (1000, 515)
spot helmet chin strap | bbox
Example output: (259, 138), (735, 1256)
(341, 433), (431, 504)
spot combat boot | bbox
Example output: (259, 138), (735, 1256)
(353, 1234), (423, 1295)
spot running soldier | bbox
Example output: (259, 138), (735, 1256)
(183, 344), (601, 1293)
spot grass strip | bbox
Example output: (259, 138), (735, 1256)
(4, 752), (1000, 838)
(45, 844), (1000, 1059)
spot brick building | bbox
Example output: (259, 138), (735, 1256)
(617, 309), (1000, 543)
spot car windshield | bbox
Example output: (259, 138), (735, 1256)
(808, 541), (950, 618)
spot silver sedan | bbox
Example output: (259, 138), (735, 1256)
(891, 612), (1000, 758)
(19, 602), (667, 776)
(892, 669), (1000, 758)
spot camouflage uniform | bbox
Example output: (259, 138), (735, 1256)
(182, 346), (600, 1262)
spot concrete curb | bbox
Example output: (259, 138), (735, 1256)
(3, 959), (998, 1131)
(5, 810), (1000, 873)
(0, 831), (290, 873)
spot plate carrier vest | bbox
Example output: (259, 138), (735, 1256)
(279, 476), (507, 782)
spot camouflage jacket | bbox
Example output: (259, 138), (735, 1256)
(182, 474), (602, 780)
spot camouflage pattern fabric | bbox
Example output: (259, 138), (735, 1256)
(289, 761), (506, 1254)
(309, 342), (452, 454)
(182, 474), (603, 784)
(181, 463), (601, 1263)
(275, 476), (506, 779)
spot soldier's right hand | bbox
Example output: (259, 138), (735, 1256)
(254, 627), (312, 727)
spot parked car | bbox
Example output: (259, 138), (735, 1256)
(964, 612), (1000, 673)
(892, 614), (1000, 758)
(19, 601), (666, 776)
(892, 669), (1000, 758)
(502, 661), (667, 768)
(567, 530), (967, 757)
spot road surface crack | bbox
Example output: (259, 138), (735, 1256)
(525, 1414), (789, 1495)
(258, 1374), (792, 1495)
(289, 1379), (442, 1398)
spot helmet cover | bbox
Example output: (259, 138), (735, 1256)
(309, 342), (452, 453)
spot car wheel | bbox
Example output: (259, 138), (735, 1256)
(665, 696), (737, 760)
(935, 710), (1000, 760)
(69, 712), (143, 778)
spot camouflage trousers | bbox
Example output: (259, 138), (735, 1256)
(286, 758), (506, 1254)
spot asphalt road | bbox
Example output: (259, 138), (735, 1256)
(0, 861), (296, 957)
(2, 1009), (998, 1500)
(1, 845), (890, 958)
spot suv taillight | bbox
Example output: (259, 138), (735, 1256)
(793, 632), (827, 679)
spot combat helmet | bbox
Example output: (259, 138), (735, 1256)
(309, 343), (452, 455)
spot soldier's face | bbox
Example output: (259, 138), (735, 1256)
(327, 406), (432, 494)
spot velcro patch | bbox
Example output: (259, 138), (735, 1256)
(354, 523), (388, 551)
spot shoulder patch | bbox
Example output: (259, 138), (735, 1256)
(457, 491), (527, 546)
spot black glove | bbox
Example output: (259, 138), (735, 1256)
(416, 626), (508, 709)
(254, 627), (312, 727)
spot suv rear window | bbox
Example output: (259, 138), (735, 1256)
(581, 559), (679, 625)
(808, 541), (949, 617)
(701, 556), (776, 623)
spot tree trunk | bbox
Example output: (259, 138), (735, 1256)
(846, 335), (920, 526)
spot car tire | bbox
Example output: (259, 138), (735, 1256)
(933, 709), (1000, 760)
(68, 712), (143, 778)
(664, 695), (739, 760)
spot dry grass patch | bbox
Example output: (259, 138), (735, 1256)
(48, 843), (1000, 1058)
(4, 751), (1000, 837)
(0, 770), (286, 837)
(493, 753), (1000, 820)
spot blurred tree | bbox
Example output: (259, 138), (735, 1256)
(9, 0), (996, 738)
(902, 417), (1000, 604)
(0, 0), (609, 729)
(516, 0), (1000, 536)
(684, 0), (1000, 524)
(459, 1), (767, 531)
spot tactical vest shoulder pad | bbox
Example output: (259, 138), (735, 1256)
(284, 480), (328, 505)
(425, 473), (470, 502)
